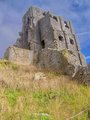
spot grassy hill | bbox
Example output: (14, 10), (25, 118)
(0, 60), (90, 120)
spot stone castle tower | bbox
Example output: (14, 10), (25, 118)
(4, 7), (87, 76)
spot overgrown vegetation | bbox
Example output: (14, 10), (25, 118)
(0, 60), (18, 70)
(0, 60), (90, 120)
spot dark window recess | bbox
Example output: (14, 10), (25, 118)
(41, 40), (45, 48)
(26, 31), (28, 35)
(28, 42), (30, 49)
(26, 31), (28, 39)
(53, 16), (58, 22)
(43, 12), (46, 16)
(58, 35), (63, 41)
(70, 39), (74, 45)
(64, 21), (69, 28)
(27, 17), (30, 24)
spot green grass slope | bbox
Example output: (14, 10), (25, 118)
(0, 60), (90, 120)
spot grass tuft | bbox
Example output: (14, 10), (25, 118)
(5, 89), (20, 106)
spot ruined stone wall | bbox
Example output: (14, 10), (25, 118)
(22, 7), (46, 51)
(38, 10), (85, 67)
(4, 6), (87, 76)
(4, 46), (33, 65)
(79, 53), (87, 67)
(39, 16), (55, 49)
(59, 17), (82, 66)
(50, 16), (67, 50)
(37, 48), (82, 76)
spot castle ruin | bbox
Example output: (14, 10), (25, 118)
(4, 6), (87, 76)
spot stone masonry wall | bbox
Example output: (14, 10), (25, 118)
(37, 48), (83, 76)
(4, 46), (33, 65)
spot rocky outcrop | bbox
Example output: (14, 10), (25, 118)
(36, 48), (82, 76)
(74, 65), (90, 85)
(34, 72), (46, 80)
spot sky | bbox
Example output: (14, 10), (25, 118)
(0, 0), (90, 63)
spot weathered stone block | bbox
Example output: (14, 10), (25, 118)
(37, 48), (81, 76)
(4, 46), (33, 65)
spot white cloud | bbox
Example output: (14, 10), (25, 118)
(86, 56), (90, 59)
(77, 31), (90, 36)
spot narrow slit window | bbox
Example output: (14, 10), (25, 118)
(28, 42), (30, 49)
(27, 17), (30, 24)
(41, 40), (45, 48)
(26, 31), (28, 39)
